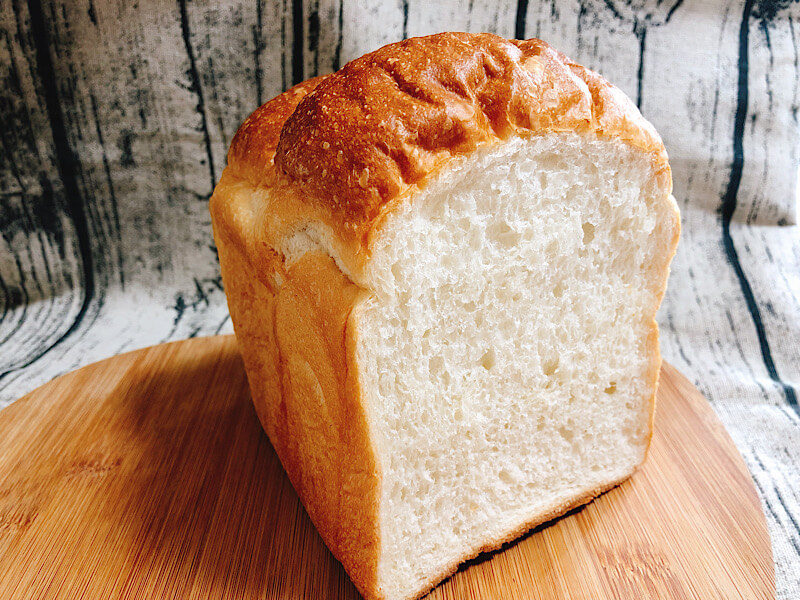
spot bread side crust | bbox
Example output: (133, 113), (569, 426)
(643, 193), (682, 462)
(211, 186), (382, 599)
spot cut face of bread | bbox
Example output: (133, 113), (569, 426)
(357, 133), (675, 598)
(211, 33), (679, 600)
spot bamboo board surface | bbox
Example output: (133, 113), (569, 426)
(0, 335), (774, 599)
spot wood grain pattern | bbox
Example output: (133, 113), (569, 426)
(0, 336), (774, 599)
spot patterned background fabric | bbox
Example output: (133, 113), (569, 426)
(1, 1), (798, 596)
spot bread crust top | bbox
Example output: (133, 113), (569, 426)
(222, 32), (670, 272)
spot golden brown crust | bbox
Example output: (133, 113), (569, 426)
(225, 32), (670, 261)
(227, 75), (328, 185)
(643, 194), (682, 459)
(212, 212), (381, 598)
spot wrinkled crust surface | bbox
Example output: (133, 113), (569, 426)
(224, 33), (670, 265)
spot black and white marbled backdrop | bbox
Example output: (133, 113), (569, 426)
(1, 0), (799, 596)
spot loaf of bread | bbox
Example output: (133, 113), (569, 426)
(210, 32), (679, 600)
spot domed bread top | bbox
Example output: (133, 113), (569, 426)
(227, 75), (328, 185)
(225, 32), (670, 255)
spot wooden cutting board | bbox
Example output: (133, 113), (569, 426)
(0, 335), (774, 599)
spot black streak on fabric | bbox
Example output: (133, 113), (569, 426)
(178, 0), (216, 194)
(515, 0), (529, 39)
(308, 1), (320, 76)
(5, 0), (96, 377)
(280, 0), (289, 91)
(721, 0), (798, 414)
(292, 0), (304, 84)
(88, 93), (124, 289)
(635, 23), (646, 109)
(254, 0), (263, 105)
(332, 0), (344, 71)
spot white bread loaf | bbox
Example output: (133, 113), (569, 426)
(210, 32), (679, 600)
